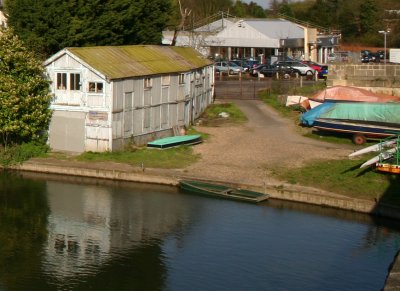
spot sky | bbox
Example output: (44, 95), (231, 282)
(242, 0), (270, 9)
(242, 0), (302, 9)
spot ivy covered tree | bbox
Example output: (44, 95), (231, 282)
(0, 28), (52, 148)
(5, 0), (172, 58)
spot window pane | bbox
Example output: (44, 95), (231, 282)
(96, 83), (103, 93)
(57, 73), (67, 90)
(89, 82), (96, 92)
(70, 73), (81, 90)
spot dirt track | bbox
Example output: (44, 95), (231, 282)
(183, 99), (353, 187)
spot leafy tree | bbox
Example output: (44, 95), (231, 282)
(279, 0), (294, 18)
(359, 0), (378, 34)
(337, 2), (359, 38)
(5, 0), (173, 57)
(231, 1), (266, 18)
(0, 28), (52, 148)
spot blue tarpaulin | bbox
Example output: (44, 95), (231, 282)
(300, 102), (335, 126)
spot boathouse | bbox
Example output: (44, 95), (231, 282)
(44, 45), (214, 153)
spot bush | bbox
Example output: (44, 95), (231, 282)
(0, 142), (49, 167)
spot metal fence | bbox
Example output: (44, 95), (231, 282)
(214, 74), (318, 100)
(214, 79), (270, 99)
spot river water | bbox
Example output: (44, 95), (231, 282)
(0, 171), (399, 291)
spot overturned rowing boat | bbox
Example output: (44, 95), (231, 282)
(147, 134), (202, 149)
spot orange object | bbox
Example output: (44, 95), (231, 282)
(310, 86), (400, 103)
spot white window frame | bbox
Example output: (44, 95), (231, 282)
(144, 77), (152, 89)
(178, 73), (185, 84)
(69, 73), (81, 91)
(56, 72), (67, 90)
(88, 82), (104, 93)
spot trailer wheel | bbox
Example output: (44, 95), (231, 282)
(352, 134), (366, 145)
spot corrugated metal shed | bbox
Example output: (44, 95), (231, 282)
(66, 45), (212, 80)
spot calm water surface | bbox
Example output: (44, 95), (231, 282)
(0, 171), (399, 291)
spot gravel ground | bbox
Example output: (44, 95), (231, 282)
(25, 99), (354, 194)
(183, 99), (353, 188)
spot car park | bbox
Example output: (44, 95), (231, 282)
(361, 50), (380, 63)
(231, 59), (260, 72)
(214, 61), (244, 74)
(245, 60), (260, 71)
(250, 64), (295, 77)
(273, 60), (316, 76)
(301, 61), (328, 79)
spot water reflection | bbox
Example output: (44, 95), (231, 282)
(41, 178), (191, 289)
(0, 171), (399, 290)
(0, 172), (49, 289)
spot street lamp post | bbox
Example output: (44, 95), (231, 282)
(379, 29), (390, 65)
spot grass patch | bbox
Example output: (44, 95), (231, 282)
(187, 127), (210, 140)
(198, 102), (247, 126)
(0, 142), (49, 167)
(76, 145), (200, 169)
(271, 156), (400, 205)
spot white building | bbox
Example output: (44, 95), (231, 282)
(163, 15), (340, 64)
(44, 45), (214, 153)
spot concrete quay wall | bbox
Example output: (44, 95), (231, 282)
(327, 63), (400, 96)
(13, 160), (400, 220)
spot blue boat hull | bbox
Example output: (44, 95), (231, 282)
(313, 118), (400, 138)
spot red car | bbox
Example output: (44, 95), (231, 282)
(301, 61), (328, 79)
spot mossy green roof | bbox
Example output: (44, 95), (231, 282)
(67, 45), (212, 80)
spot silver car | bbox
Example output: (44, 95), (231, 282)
(273, 60), (316, 76)
(214, 61), (244, 74)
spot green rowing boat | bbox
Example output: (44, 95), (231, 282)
(179, 180), (269, 203)
(147, 135), (202, 149)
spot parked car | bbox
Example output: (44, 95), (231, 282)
(231, 59), (247, 69)
(231, 59), (260, 72)
(361, 50), (380, 63)
(301, 61), (328, 79)
(273, 60), (316, 76)
(244, 60), (260, 71)
(377, 50), (385, 60)
(327, 53), (337, 62)
(214, 61), (244, 74)
(250, 64), (294, 77)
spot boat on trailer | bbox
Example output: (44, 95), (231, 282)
(179, 180), (269, 203)
(313, 118), (400, 144)
(301, 102), (400, 144)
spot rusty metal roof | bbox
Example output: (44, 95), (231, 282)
(66, 45), (212, 80)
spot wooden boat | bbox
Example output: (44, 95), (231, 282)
(179, 180), (269, 203)
(147, 134), (202, 149)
